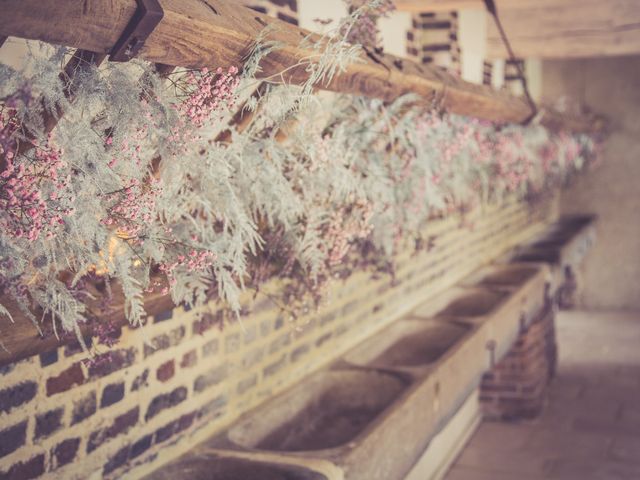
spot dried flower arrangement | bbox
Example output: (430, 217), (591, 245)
(0, 4), (597, 352)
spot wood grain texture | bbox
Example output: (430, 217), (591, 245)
(397, 0), (640, 59)
(486, 0), (640, 59)
(395, 0), (542, 12)
(0, 287), (174, 367)
(396, 0), (485, 12)
(0, 0), (600, 131)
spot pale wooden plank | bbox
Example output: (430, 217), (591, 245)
(487, 0), (640, 59)
(396, 0), (485, 12)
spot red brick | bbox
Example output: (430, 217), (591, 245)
(290, 344), (309, 363)
(248, 4), (268, 14)
(88, 348), (136, 379)
(64, 335), (93, 357)
(145, 387), (187, 421)
(144, 327), (185, 358)
(87, 407), (139, 452)
(178, 411), (196, 431)
(100, 382), (125, 408)
(154, 420), (178, 444)
(0, 454), (45, 480)
(130, 434), (153, 459)
(180, 350), (197, 368)
(154, 309), (173, 323)
(193, 312), (222, 336)
(103, 445), (130, 476)
(0, 421), (27, 458)
(153, 411), (196, 444)
(0, 381), (37, 414)
(46, 363), (84, 396)
(34, 407), (64, 440)
(156, 360), (175, 382)
(71, 391), (97, 425)
(197, 395), (227, 421)
(263, 355), (287, 377)
(51, 438), (80, 469)
(39, 349), (58, 367)
(194, 366), (227, 393)
(131, 369), (149, 392)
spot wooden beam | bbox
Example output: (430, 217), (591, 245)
(0, 287), (174, 366)
(486, 0), (640, 59)
(395, 0), (485, 13)
(0, 0), (599, 132)
(395, 0), (537, 12)
(398, 0), (640, 59)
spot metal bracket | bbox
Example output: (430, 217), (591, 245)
(110, 0), (164, 62)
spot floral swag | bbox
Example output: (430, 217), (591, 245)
(0, 2), (597, 352)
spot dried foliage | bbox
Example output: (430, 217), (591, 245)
(0, 7), (597, 348)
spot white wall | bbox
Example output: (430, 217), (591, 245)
(379, 11), (412, 58)
(298, 0), (347, 32)
(526, 58), (543, 102)
(458, 8), (487, 84)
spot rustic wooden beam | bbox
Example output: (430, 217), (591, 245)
(395, 0), (553, 12)
(486, 0), (640, 59)
(395, 0), (485, 12)
(0, 287), (174, 367)
(398, 0), (640, 59)
(0, 0), (600, 132)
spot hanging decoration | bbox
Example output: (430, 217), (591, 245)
(0, 3), (598, 349)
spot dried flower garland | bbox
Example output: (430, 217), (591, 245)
(0, 7), (597, 351)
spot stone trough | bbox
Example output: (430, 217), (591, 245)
(228, 369), (408, 453)
(505, 214), (596, 300)
(145, 453), (328, 480)
(144, 216), (596, 480)
(342, 319), (471, 371)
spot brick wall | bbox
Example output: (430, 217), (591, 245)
(480, 301), (558, 420)
(0, 196), (559, 479)
(406, 12), (461, 75)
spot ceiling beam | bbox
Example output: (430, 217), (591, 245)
(486, 0), (640, 59)
(397, 0), (640, 59)
(395, 0), (485, 13)
(0, 0), (601, 130)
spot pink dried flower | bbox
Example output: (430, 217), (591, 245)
(0, 106), (74, 242)
(176, 66), (240, 128)
(324, 199), (373, 266)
